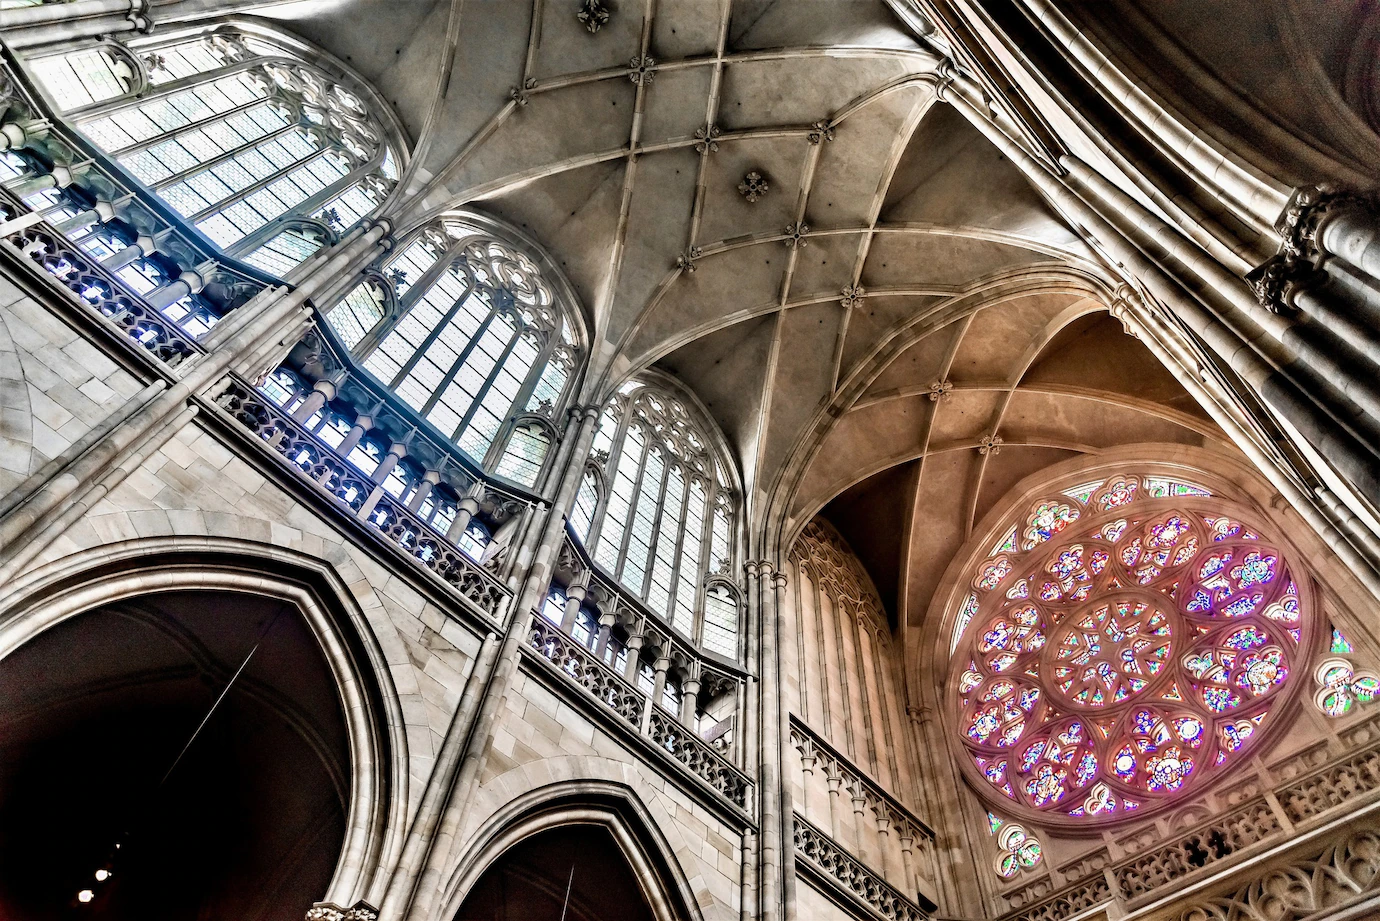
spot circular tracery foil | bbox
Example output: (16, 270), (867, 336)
(948, 476), (1312, 825)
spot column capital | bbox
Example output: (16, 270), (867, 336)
(744, 559), (775, 578)
(387, 441), (409, 458)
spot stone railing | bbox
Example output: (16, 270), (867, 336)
(647, 708), (750, 807)
(0, 191), (204, 367)
(215, 377), (512, 620)
(788, 716), (938, 906)
(794, 812), (930, 921)
(524, 614), (752, 812)
(999, 722), (1380, 921)
(528, 616), (644, 726)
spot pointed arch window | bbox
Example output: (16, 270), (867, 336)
(331, 220), (582, 487)
(579, 378), (741, 657)
(24, 28), (399, 264)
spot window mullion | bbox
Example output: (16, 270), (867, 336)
(387, 273), (478, 388)
(585, 407), (630, 555)
(664, 474), (694, 629)
(693, 481), (717, 641)
(415, 301), (502, 419)
(105, 93), (275, 156)
(71, 54), (302, 122)
(448, 314), (521, 437)
(641, 457), (674, 604)
(225, 150), (384, 257)
(614, 429), (653, 580)
(509, 329), (557, 415)
(156, 122), (304, 191)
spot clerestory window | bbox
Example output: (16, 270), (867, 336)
(577, 377), (742, 658)
(24, 29), (399, 267)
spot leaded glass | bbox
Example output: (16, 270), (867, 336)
(950, 472), (1311, 825)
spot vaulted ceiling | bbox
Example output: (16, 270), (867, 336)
(240, 0), (1250, 628)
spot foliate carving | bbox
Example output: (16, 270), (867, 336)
(628, 55), (657, 85)
(1274, 185), (1367, 266)
(977, 432), (1002, 455)
(509, 77), (537, 107)
(694, 124), (721, 154)
(738, 170), (768, 202)
(928, 379), (953, 402)
(783, 221), (809, 248)
(807, 120), (836, 144)
(306, 902), (376, 921)
(1180, 831), (1380, 921)
(1244, 254), (1306, 315)
(576, 0), (610, 33)
(676, 246), (702, 273)
(305, 907), (344, 921)
(840, 284), (865, 309)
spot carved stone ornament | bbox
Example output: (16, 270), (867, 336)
(509, 77), (537, 107)
(694, 124), (721, 154)
(977, 432), (1002, 455)
(576, 0), (610, 33)
(783, 221), (809, 248)
(676, 246), (703, 273)
(1274, 184), (1366, 266)
(807, 119), (835, 144)
(1244, 254), (1306, 315)
(738, 170), (768, 203)
(628, 55), (656, 85)
(928, 379), (953, 402)
(839, 284), (865, 309)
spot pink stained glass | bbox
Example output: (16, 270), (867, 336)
(1099, 477), (1138, 510)
(950, 474), (1308, 825)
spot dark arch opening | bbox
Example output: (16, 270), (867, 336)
(454, 825), (657, 921)
(0, 590), (350, 920)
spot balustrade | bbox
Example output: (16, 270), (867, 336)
(0, 189), (204, 365)
(214, 376), (512, 620)
(793, 813), (930, 921)
(999, 713), (1380, 921)
(524, 614), (752, 811)
(788, 716), (937, 907)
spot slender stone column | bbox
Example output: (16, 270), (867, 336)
(335, 414), (372, 459)
(559, 581), (587, 633)
(386, 405), (600, 921)
(146, 266), (211, 312)
(649, 654), (672, 709)
(444, 485), (484, 542)
(356, 442), (406, 519)
(897, 821), (919, 899)
(623, 630), (645, 685)
(1319, 201), (1380, 281)
(593, 609), (616, 659)
(100, 233), (158, 272)
(680, 666), (701, 727)
(9, 164), (73, 198)
(292, 377), (338, 423)
(407, 469), (440, 513)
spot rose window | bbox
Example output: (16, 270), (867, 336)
(948, 474), (1312, 824)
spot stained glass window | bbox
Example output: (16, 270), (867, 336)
(353, 230), (576, 479)
(26, 30), (397, 261)
(579, 378), (740, 658)
(950, 472), (1311, 825)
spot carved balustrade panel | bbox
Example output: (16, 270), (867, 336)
(215, 378), (511, 619)
(528, 617), (645, 726)
(647, 709), (749, 808)
(793, 813), (930, 921)
(0, 194), (203, 367)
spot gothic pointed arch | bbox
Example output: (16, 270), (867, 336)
(17, 19), (406, 268)
(441, 782), (707, 921)
(579, 370), (743, 656)
(0, 538), (410, 912)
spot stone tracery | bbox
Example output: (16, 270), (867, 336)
(949, 473), (1314, 825)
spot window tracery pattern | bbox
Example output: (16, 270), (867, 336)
(578, 378), (740, 656)
(948, 473), (1314, 826)
(26, 29), (398, 259)
(340, 222), (579, 488)
(987, 813), (1043, 879)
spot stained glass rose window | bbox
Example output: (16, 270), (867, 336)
(948, 473), (1312, 824)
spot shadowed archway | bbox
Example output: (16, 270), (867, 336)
(0, 590), (350, 920)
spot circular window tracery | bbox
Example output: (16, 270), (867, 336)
(948, 473), (1313, 826)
